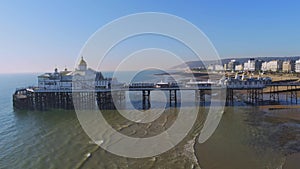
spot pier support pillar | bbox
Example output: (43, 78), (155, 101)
(270, 86), (279, 103)
(195, 90), (205, 106)
(169, 90), (177, 107)
(289, 85), (298, 104)
(247, 88), (263, 105)
(142, 90), (151, 110)
(226, 88), (234, 106)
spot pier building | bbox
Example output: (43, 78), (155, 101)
(37, 57), (120, 90)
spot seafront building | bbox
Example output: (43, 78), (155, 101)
(227, 60), (239, 72)
(223, 64), (227, 71)
(207, 65), (214, 71)
(243, 58), (255, 72)
(243, 59), (262, 72)
(295, 59), (300, 73)
(235, 64), (243, 72)
(282, 60), (295, 73)
(268, 60), (283, 72)
(214, 64), (224, 72)
(261, 62), (268, 72)
(207, 64), (224, 72)
(260, 60), (283, 72)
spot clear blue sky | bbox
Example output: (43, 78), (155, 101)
(1, 0), (300, 73)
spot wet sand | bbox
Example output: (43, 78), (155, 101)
(283, 153), (300, 169)
(259, 105), (300, 121)
(259, 106), (300, 168)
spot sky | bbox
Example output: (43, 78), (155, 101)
(1, 0), (300, 73)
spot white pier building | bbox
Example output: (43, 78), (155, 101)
(37, 57), (120, 90)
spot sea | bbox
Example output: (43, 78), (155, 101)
(0, 72), (299, 169)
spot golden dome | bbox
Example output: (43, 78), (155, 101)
(79, 56), (87, 66)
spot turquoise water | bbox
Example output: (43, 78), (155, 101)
(0, 73), (299, 169)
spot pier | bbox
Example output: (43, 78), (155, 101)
(13, 81), (300, 110)
(267, 84), (300, 104)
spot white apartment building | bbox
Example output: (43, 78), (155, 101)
(268, 60), (283, 72)
(295, 59), (300, 73)
(214, 64), (224, 71)
(261, 60), (282, 72)
(207, 65), (214, 71)
(282, 60), (294, 73)
(235, 64), (243, 72)
(227, 60), (238, 71)
(244, 59), (256, 72)
(261, 62), (268, 72)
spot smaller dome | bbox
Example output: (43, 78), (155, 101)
(79, 56), (87, 66)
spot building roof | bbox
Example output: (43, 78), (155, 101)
(60, 70), (72, 76)
(38, 73), (51, 78)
